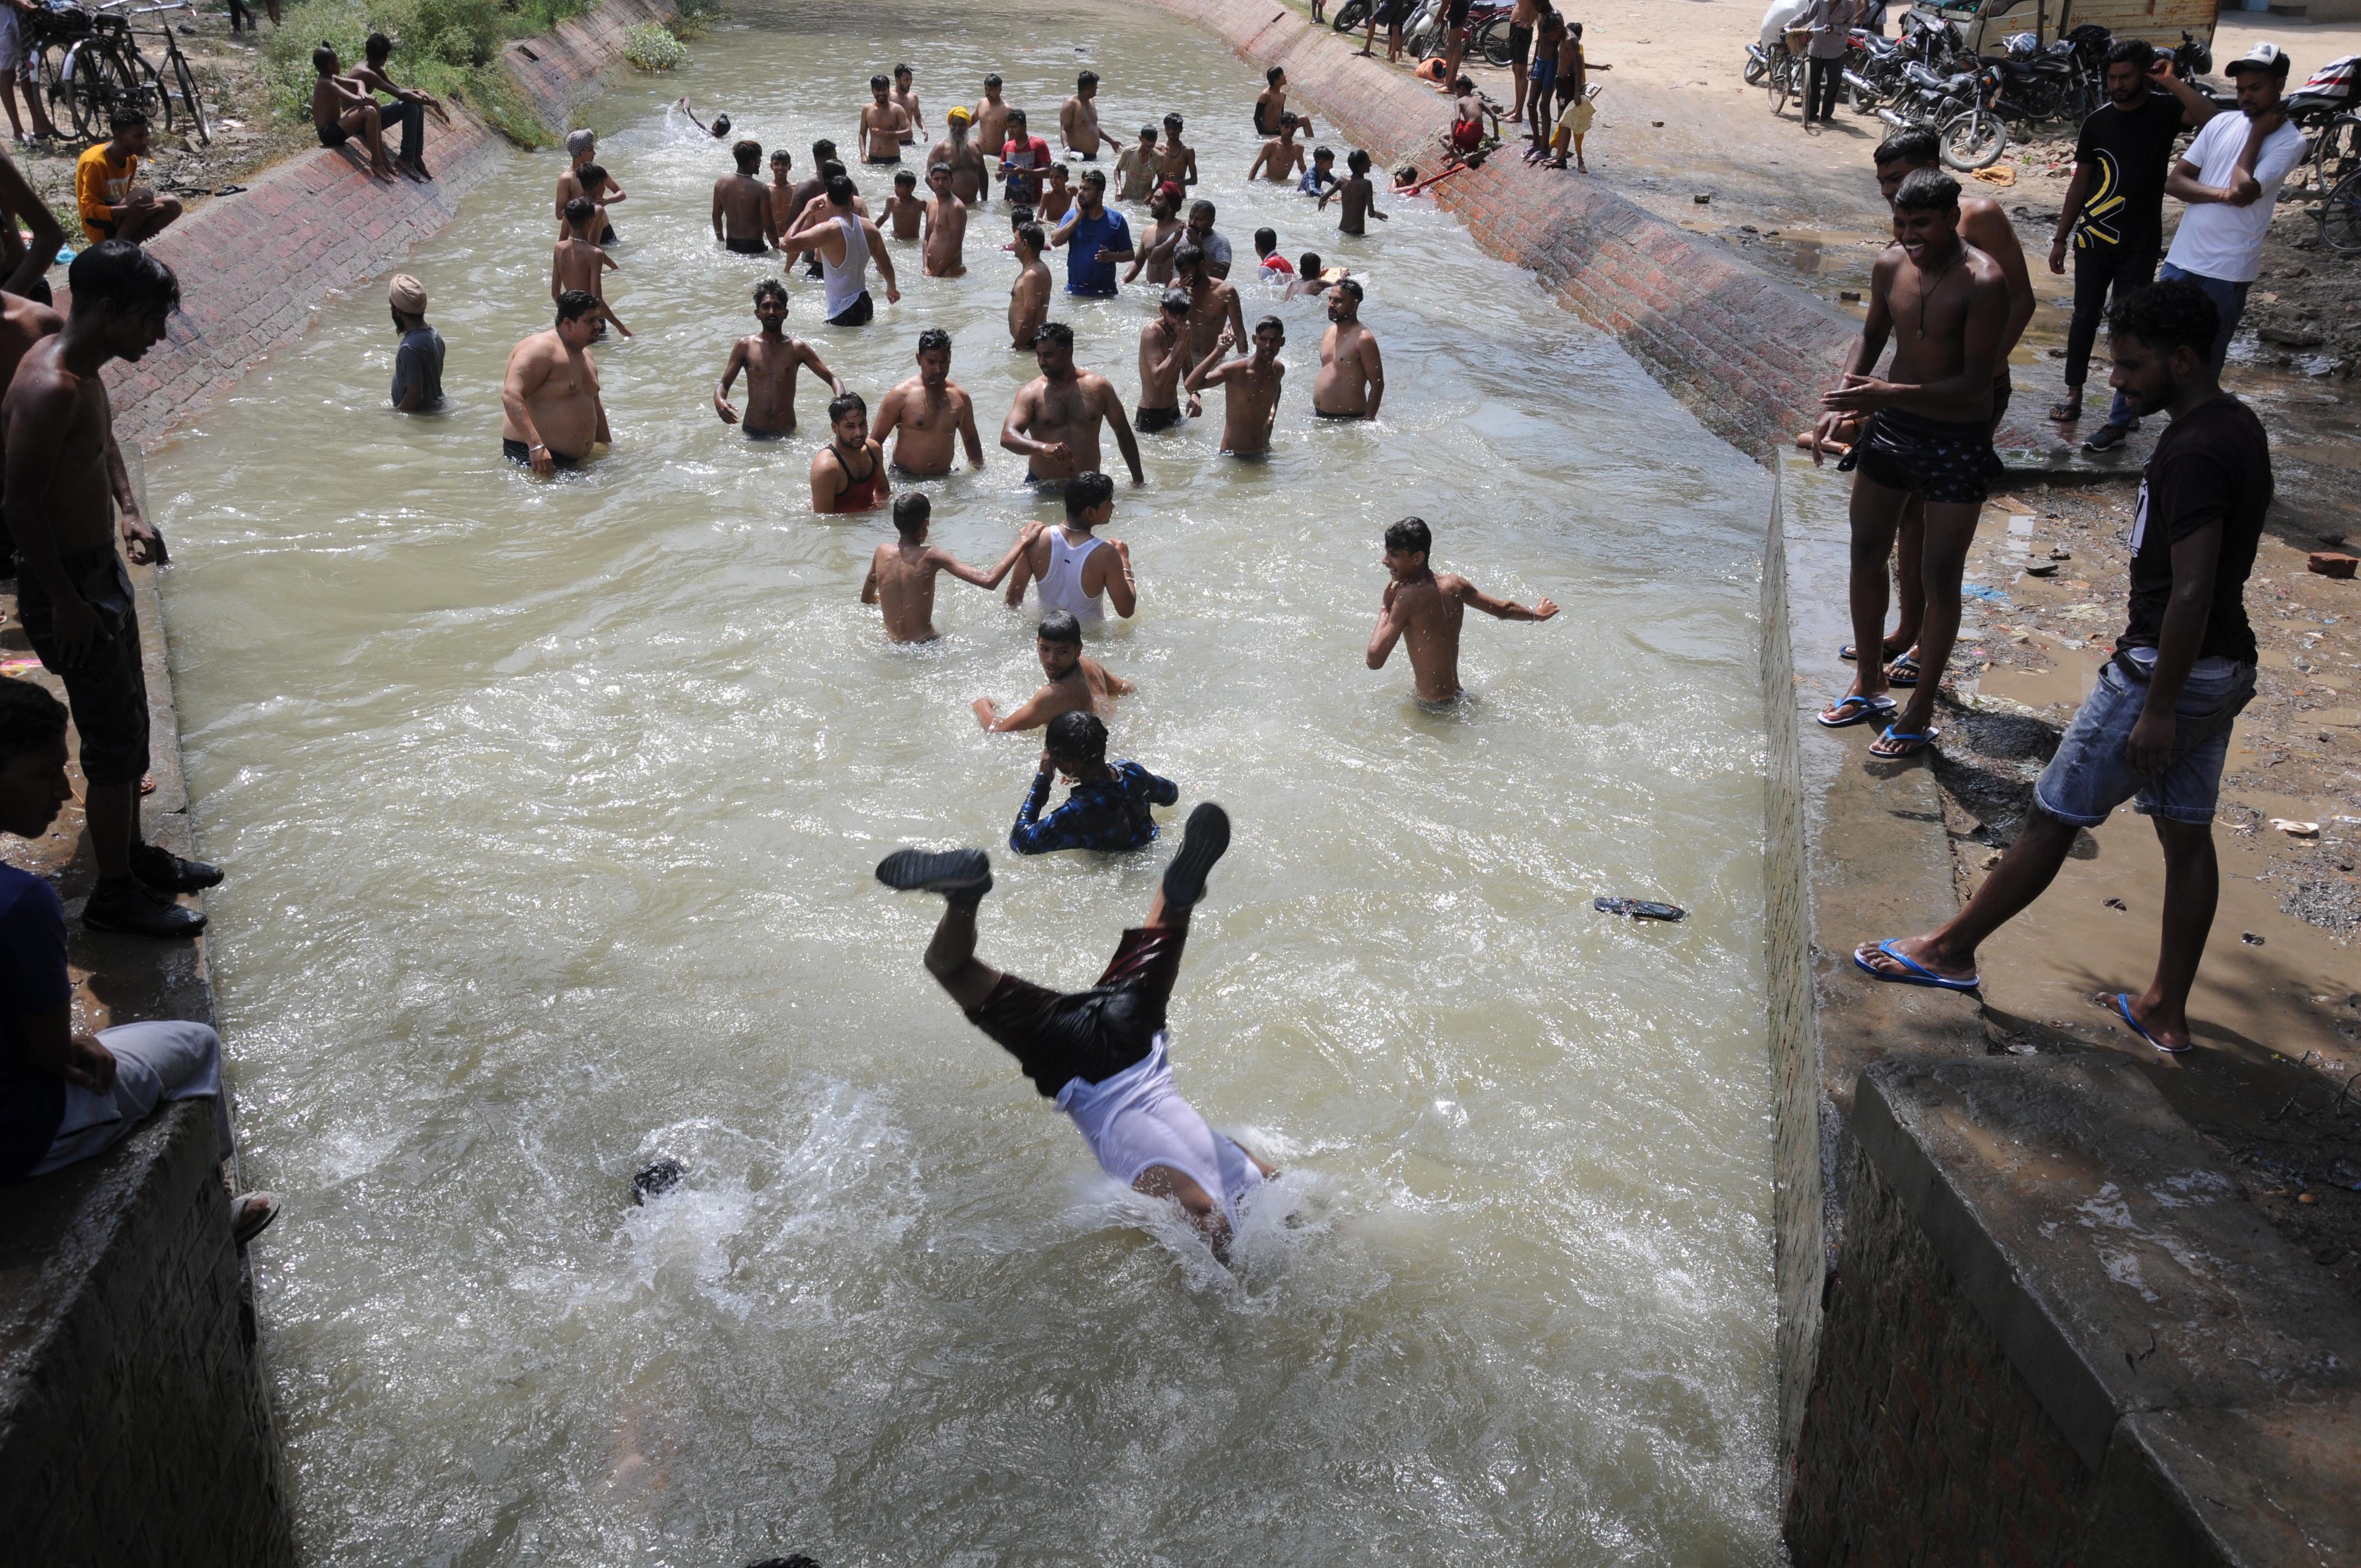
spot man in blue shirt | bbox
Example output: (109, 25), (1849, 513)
(1051, 167), (1130, 298)
(1009, 710), (1178, 854)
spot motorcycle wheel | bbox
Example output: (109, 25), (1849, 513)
(1847, 78), (1875, 115)
(1477, 15), (1514, 66)
(1940, 107), (2008, 170)
(1332, 0), (1370, 31)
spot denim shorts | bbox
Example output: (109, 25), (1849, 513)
(2032, 655), (2255, 827)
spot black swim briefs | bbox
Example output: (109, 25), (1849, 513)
(315, 120), (351, 149)
(503, 438), (583, 470)
(828, 290), (875, 326)
(1841, 409), (1996, 507)
(741, 424), (791, 440)
(966, 926), (1188, 1098)
(1313, 405), (1369, 420)
(865, 153), (902, 165)
(725, 235), (767, 255)
(1135, 405), (1183, 433)
(16, 546), (150, 786)
(1509, 21), (1533, 65)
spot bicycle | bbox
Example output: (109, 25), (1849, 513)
(127, 1), (208, 145)
(2321, 160), (2361, 255)
(36, 0), (206, 146)
(1766, 40), (1807, 114)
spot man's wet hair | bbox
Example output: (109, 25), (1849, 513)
(1009, 203), (1034, 227)
(871, 73), (890, 91)
(826, 172), (857, 205)
(364, 30), (392, 61)
(917, 325), (951, 356)
(753, 277), (788, 310)
(1033, 320), (1074, 351)
(630, 1159), (686, 1205)
(1872, 127), (1939, 169)
(711, 113), (732, 137)
(1045, 162), (1069, 182)
(554, 288), (600, 325)
(1171, 241), (1205, 275)
(2104, 37), (2156, 70)
(1254, 314), (1285, 338)
(733, 138), (761, 171)
(1016, 222), (1046, 254)
(1385, 515), (1433, 558)
(813, 138), (837, 160)
(894, 62), (913, 79)
(1038, 609), (1084, 646)
(1280, 112), (1302, 130)
(818, 159), (846, 181)
(68, 239), (179, 317)
(1892, 167), (1961, 213)
(1008, 108), (1028, 126)
(893, 491), (931, 535)
(986, 73), (1003, 88)
(1312, 145), (1335, 162)
(1080, 167), (1106, 191)
(1336, 277), (1364, 302)
(1298, 251), (1321, 276)
(310, 43), (336, 75)
(894, 168), (918, 188)
(828, 391), (867, 424)
(1045, 709), (1107, 767)
(2109, 279), (2221, 362)
(744, 1558), (820, 1568)
(1254, 226), (1277, 251)
(1079, 70), (1099, 89)
(1064, 470), (1114, 518)
(564, 195), (595, 226)
(0, 677), (68, 762)
(770, 148), (792, 166)
(929, 160), (952, 180)
(1189, 198), (1215, 221)
(1164, 112), (1184, 128)
(1266, 65), (1286, 84)
(1348, 148), (1372, 173)
(1160, 288), (1189, 313)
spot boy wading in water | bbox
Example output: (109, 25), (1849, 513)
(1184, 318), (1286, 459)
(872, 326), (985, 475)
(1319, 149), (1388, 236)
(861, 494), (1039, 643)
(973, 611), (1133, 733)
(810, 391), (889, 514)
(553, 197), (631, 338)
(1367, 516), (1559, 705)
(1005, 470), (1136, 622)
(876, 802), (1277, 1259)
(714, 279), (842, 439)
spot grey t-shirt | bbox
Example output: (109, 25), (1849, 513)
(391, 325), (445, 410)
(1199, 228), (1233, 273)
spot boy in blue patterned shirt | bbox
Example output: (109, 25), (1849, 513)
(1009, 710), (1177, 855)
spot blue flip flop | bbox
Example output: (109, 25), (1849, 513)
(1885, 651), (1921, 688)
(1853, 938), (1979, 992)
(1838, 641), (1908, 665)
(2110, 992), (2188, 1054)
(1869, 725), (1940, 758)
(1816, 693), (1897, 729)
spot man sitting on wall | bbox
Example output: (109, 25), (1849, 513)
(73, 109), (181, 247)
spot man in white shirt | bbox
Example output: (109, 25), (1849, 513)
(2085, 42), (2303, 451)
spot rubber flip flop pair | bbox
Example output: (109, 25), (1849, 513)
(1869, 725), (1940, 758)
(1816, 693), (1896, 729)
(1836, 643), (1919, 687)
(2109, 992), (2190, 1054)
(1853, 938), (1978, 992)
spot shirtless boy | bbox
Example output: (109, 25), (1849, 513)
(920, 163), (970, 277)
(1003, 471), (1136, 622)
(1809, 168), (2009, 760)
(891, 64), (924, 145)
(872, 328), (985, 475)
(810, 391), (890, 514)
(552, 198), (630, 337)
(1171, 243), (1248, 363)
(1114, 126), (1161, 202)
(783, 141), (833, 270)
(1253, 66), (1312, 137)
(1160, 113), (1198, 188)
(1366, 516), (1560, 703)
(1134, 290), (1192, 433)
(975, 75), (1013, 185)
(972, 610), (1134, 732)
(1184, 319), (1286, 458)
(1037, 164), (1073, 226)
(1001, 322), (1144, 487)
(1120, 187), (1185, 286)
(1320, 149), (1389, 235)
(556, 130), (623, 242)
(764, 149), (799, 244)
(311, 46), (396, 181)
(1313, 280), (1384, 418)
(860, 74), (912, 164)
(711, 139), (771, 254)
(884, 168), (926, 240)
(714, 279), (842, 439)
(862, 494), (1038, 643)
(1247, 113), (1309, 185)
(932, 107), (987, 204)
(502, 290), (609, 475)
(1008, 222), (1053, 350)
(1061, 71), (1103, 159)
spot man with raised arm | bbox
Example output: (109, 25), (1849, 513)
(1366, 516), (1560, 704)
(872, 328), (984, 475)
(1247, 113), (1309, 186)
(861, 494), (1038, 644)
(1001, 322), (1144, 488)
(2, 242), (215, 938)
(1171, 243), (1247, 364)
(776, 172), (900, 327)
(1134, 289), (1192, 433)
(1184, 318), (1286, 459)
(502, 290), (609, 475)
(874, 802), (1275, 1261)
(712, 138), (773, 254)
(1003, 471), (1136, 622)
(1313, 280), (1384, 420)
(715, 279), (842, 439)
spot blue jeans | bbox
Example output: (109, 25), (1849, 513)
(2032, 655), (2255, 827)
(2105, 262), (2252, 426)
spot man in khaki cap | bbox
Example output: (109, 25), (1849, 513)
(387, 273), (443, 412)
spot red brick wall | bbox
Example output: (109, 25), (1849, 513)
(1140, 0), (1855, 456)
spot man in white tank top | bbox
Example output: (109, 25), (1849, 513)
(875, 803), (1277, 1260)
(777, 172), (900, 325)
(1004, 470), (1135, 620)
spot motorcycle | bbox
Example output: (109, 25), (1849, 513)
(1984, 29), (2096, 127)
(1841, 12), (1961, 115)
(1876, 57), (2010, 170)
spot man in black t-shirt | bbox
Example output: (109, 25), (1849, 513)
(2047, 39), (2217, 428)
(1851, 281), (2266, 1058)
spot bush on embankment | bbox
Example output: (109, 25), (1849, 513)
(263, 0), (601, 147)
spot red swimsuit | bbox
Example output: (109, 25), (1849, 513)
(828, 442), (881, 512)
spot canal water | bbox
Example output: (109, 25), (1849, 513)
(150, 1), (1780, 1560)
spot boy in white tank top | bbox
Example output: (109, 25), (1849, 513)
(1004, 469), (1136, 621)
(876, 803), (1277, 1260)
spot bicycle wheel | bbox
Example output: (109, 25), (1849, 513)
(2322, 166), (2361, 255)
(1478, 17), (1514, 66)
(63, 42), (115, 141)
(170, 51), (206, 144)
(131, 52), (172, 135)
(1940, 107), (2007, 169)
(1769, 55), (1794, 113)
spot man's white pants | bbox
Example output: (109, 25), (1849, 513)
(30, 1019), (232, 1178)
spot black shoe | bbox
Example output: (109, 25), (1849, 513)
(2082, 421), (2132, 454)
(130, 842), (223, 892)
(83, 879), (206, 938)
(1161, 803), (1231, 908)
(875, 847), (993, 902)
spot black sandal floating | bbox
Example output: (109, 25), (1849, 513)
(1161, 802), (1231, 907)
(876, 847), (993, 901)
(1595, 897), (1686, 922)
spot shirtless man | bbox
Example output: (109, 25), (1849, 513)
(872, 328), (984, 475)
(776, 173), (900, 327)
(1160, 113), (1198, 189)
(810, 392), (890, 514)
(711, 138), (771, 254)
(1171, 243), (1248, 364)
(975, 75), (1013, 191)
(1060, 71), (1103, 159)
(931, 107), (988, 205)
(862, 494), (1037, 643)
(884, 168), (926, 240)
(782, 141), (834, 271)
(714, 279), (842, 439)
(1313, 280), (1384, 418)
(310, 46), (396, 181)
(1253, 65), (1312, 137)
(891, 64), (924, 145)
(920, 163), (970, 277)
(1119, 187), (1185, 286)
(502, 290), (609, 475)
(1809, 168), (2008, 760)
(552, 198), (630, 337)
(1320, 149), (1389, 236)
(860, 74), (911, 165)
(556, 129), (624, 242)
(2, 241), (211, 939)
(786, 158), (872, 240)
(1002, 322), (1144, 487)
(1247, 114), (1309, 185)
(1008, 222), (1053, 351)
(764, 149), (799, 243)
(972, 610), (1134, 732)
(1366, 515), (1560, 703)
(1113, 126), (1161, 203)
(1183, 319), (1286, 458)
(1134, 290), (1192, 433)
(1003, 471), (1137, 622)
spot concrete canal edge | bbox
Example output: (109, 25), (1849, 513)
(0, 3), (670, 1561)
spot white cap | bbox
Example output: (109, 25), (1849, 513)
(2226, 40), (2291, 77)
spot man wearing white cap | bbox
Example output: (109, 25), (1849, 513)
(387, 274), (443, 413)
(2083, 41), (2302, 452)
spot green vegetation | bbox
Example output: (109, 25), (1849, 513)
(621, 20), (685, 70)
(262, 0), (609, 147)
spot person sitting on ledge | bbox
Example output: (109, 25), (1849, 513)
(73, 108), (182, 247)
(0, 677), (279, 1246)
(309, 43), (399, 181)
(1009, 710), (1178, 856)
(350, 31), (446, 183)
